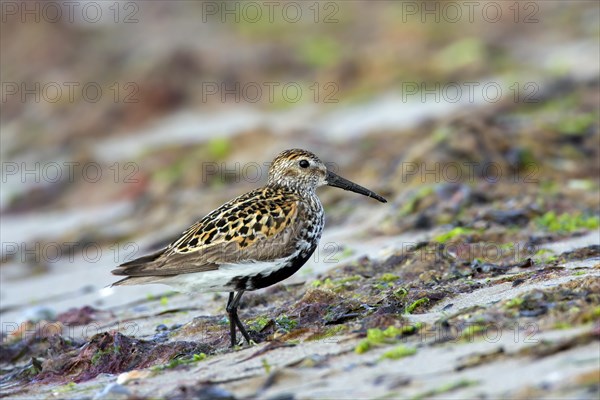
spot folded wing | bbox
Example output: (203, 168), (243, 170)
(111, 188), (299, 283)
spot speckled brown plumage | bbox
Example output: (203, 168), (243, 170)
(111, 148), (386, 347)
(112, 187), (307, 278)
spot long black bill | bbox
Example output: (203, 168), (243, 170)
(326, 170), (387, 203)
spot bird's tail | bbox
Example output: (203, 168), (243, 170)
(110, 248), (167, 286)
(111, 275), (164, 287)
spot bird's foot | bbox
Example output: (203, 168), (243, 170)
(231, 338), (257, 349)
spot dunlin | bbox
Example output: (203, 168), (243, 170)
(112, 149), (386, 347)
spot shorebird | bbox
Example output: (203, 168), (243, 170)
(111, 149), (386, 347)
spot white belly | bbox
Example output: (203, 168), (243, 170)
(157, 258), (291, 292)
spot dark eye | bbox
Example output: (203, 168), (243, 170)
(299, 160), (310, 168)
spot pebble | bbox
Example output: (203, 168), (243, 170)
(93, 383), (131, 400)
(117, 369), (152, 385)
(23, 306), (55, 322)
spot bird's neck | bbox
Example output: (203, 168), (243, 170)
(268, 180), (316, 197)
(267, 181), (321, 209)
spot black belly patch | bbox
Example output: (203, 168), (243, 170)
(228, 245), (317, 291)
(229, 275), (251, 291)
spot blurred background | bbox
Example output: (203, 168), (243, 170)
(1, 0), (599, 396)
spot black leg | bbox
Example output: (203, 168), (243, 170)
(226, 292), (236, 347)
(231, 291), (251, 344)
(226, 291), (251, 346)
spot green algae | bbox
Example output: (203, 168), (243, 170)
(298, 36), (342, 68)
(379, 345), (417, 360)
(307, 325), (348, 341)
(261, 358), (272, 374)
(410, 379), (479, 400)
(54, 382), (77, 393)
(207, 138), (231, 159)
(535, 211), (599, 233)
(399, 186), (434, 215)
(556, 113), (596, 135)
(248, 315), (271, 332)
(355, 324), (423, 354)
(311, 275), (362, 292)
(379, 273), (399, 283)
(151, 353), (206, 371)
(434, 227), (475, 243)
(275, 314), (297, 332)
(405, 298), (430, 314)
(91, 345), (121, 366)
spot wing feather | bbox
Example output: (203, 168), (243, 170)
(111, 188), (300, 279)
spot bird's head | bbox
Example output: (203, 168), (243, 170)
(267, 149), (387, 203)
